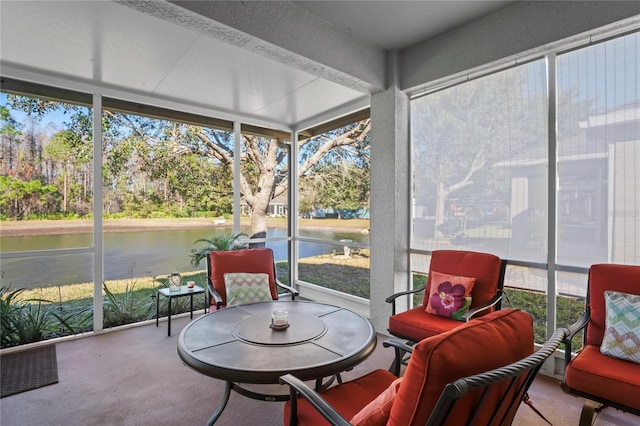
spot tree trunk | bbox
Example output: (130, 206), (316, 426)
(249, 212), (268, 247)
(247, 173), (274, 246)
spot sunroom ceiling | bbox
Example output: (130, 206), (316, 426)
(0, 0), (515, 130)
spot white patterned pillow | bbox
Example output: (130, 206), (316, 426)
(600, 290), (640, 364)
(224, 273), (272, 306)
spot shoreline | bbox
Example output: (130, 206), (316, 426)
(0, 218), (226, 237)
(0, 217), (370, 237)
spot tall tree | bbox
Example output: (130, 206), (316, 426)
(45, 130), (85, 211)
(412, 64), (547, 231)
(0, 106), (23, 173)
(4, 95), (371, 237)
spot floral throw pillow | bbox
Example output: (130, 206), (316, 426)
(600, 290), (640, 364)
(224, 273), (272, 306)
(425, 270), (475, 320)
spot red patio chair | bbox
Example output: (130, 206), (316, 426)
(206, 247), (298, 310)
(280, 309), (565, 426)
(386, 250), (506, 375)
(561, 263), (640, 425)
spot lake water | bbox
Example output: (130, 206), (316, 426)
(0, 227), (369, 289)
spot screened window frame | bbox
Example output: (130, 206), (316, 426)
(407, 28), (640, 337)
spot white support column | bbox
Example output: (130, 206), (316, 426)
(92, 94), (104, 332)
(369, 50), (410, 333)
(289, 130), (300, 285)
(233, 121), (241, 233)
(546, 53), (558, 336)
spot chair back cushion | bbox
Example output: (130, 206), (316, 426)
(208, 248), (278, 305)
(388, 309), (534, 426)
(586, 264), (640, 346)
(423, 250), (503, 311)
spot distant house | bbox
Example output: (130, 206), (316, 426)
(510, 105), (640, 266)
(241, 192), (288, 217)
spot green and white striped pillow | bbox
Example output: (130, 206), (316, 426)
(600, 290), (640, 364)
(224, 272), (272, 306)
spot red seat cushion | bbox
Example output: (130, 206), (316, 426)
(388, 309), (534, 425)
(283, 369), (397, 426)
(388, 306), (464, 341)
(208, 248), (278, 305)
(565, 344), (640, 411)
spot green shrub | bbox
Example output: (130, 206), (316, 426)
(103, 282), (155, 328)
(0, 286), (86, 348)
(190, 232), (248, 267)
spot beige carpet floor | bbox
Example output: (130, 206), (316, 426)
(0, 313), (637, 425)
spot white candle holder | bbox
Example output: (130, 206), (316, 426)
(168, 272), (182, 292)
(270, 310), (289, 330)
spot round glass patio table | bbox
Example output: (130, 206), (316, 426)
(177, 300), (377, 425)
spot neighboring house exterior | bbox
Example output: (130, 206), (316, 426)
(241, 192), (288, 217)
(510, 105), (640, 267)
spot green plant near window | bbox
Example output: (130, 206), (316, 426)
(103, 282), (155, 328)
(190, 232), (248, 267)
(503, 288), (585, 348)
(0, 286), (83, 348)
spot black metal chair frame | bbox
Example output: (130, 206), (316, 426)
(560, 282), (640, 424)
(280, 327), (568, 426)
(428, 327), (567, 425)
(206, 249), (298, 310)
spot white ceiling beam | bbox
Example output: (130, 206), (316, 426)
(117, 0), (386, 94)
(401, 1), (640, 91)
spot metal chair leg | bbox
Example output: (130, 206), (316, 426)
(579, 400), (604, 426)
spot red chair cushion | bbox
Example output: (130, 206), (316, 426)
(388, 306), (466, 341)
(586, 263), (640, 346)
(565, 343), (640, 411)
(388, 309), (534, 425)
(283, 369), (397, 426)
(208, 248), (278, 305)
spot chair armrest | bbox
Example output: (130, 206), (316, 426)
(279, 374), (351, 426)
(382, 338), (414, 355)
(207, 281), (223, 310)
(566, 310), (590, 340)
(276, 278), (299, 300)
(460, 292), (503, 322)
(385, 285), (426, 315)
(562, 311), (590, 368)
(383, 338), (414, 376)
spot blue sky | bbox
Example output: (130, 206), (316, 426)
(1, 92), (71, 132)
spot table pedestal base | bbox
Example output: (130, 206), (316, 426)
(206, 374), (342, 424)
(207, 381), (231, 426)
